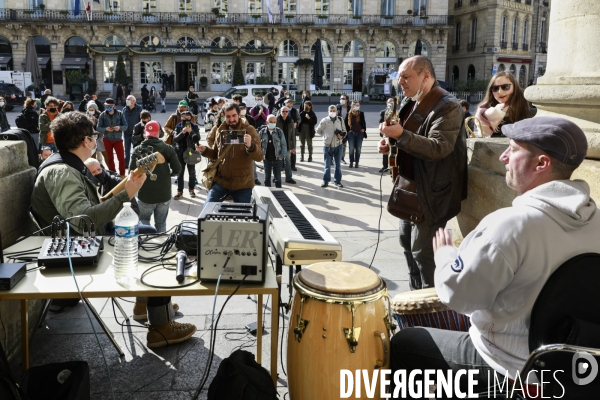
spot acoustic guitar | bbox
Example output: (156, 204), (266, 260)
(383, 97), (399, 180)
(100, 150), (165, 202)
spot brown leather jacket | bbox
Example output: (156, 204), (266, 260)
(394, 85), (468, 226)
(202, 119), (263, 191)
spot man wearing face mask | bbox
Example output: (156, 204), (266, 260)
(38, 96), (61, 152)
(239, 104), (255, 128)
(250, 95), (268, 129)
(122, 95), (143, 164)
(336, 94), (351, 164)
(316, 105), (347, 188)
(97, 98), (128, 177)
(378, 55), (467, 291)
(132, 110), (165, 146)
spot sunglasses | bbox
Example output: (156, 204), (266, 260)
(491, 84), (512, 92)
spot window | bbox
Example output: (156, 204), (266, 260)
(65, 36), (87, 56)
(140, 61), (162, 84)
(512, 18), (518, 44)
(311, 40), (332, 58)
(142, 0), (156, 13)
(140, 36), (161, 48)
(509, 64), (516, 75)
(248, 0), (262, 14)
(212, 37), (232, 48)
(522, 19), (528, 45)
(283, 0), (296, 14)
(179, 0), (192, 14)
(381, 0), (395, 16)
(455, 22), (461, 47)
(211, 62), (232, 85)
(277, 63), (298, 90)
(103, 35), (126, 46)
(343, 63), (354, 85)
(29, 0), (44, 9)
(246, 39), (266, 50)
(471, 19), (477, 44)
(413, 0), (427, 16)
(343, 40), (364, 57)
(104, 0), (120, 12)
(315, 0), (329, 15)
(498, 63), (505, 72)
(214, 0), (227, 14)
(376, 41), (396, 58)
(540, 20), (545, 42)
(408, 39), (428, 57)
(467, 64), (475, 80)
(348, 0), (362, 16)
(177, 36), (197, 47)
(278, 40), (299, 57)
(245, 62), (266, 84)
(500, 15), (506, 42)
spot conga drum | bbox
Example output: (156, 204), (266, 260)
(287, 262), (394, 400)
(391, 288), (470, 331)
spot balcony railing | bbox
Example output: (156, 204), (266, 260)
(522, 43), (528, 51)
(512, 42), (518, 50)
(0, 9), (451, 27)
(452, 44), (460, 52)
(500, 41), (507, 49)
(467, 42), (476, 51)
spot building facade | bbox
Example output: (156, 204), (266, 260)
(447, 0), (550, 90)
(0, 0), (451, 97)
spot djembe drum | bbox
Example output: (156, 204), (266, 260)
(287, 262), (395, 400)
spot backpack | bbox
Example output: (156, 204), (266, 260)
(207, 350), (277, 400)
(0, 128), (39, 169)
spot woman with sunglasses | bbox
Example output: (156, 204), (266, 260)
(475, 72), (533, 137)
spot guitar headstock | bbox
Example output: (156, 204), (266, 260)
(384, 96), (398, 126)
(134, 148), (166, 181)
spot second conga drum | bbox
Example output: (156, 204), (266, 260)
(287, 262), (395, 400)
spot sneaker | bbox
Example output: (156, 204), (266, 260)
(308, 156), (312, 162)
(174, 192), (183, 200)
(254, 179), (261, 185)
(285, 179), (296, 184)
(291, 167), (297, 171)
(334, 182), (344, 188)
(133, 302), (180, 320)
(321, 182), (328, 188)
(189, 191), (196, 198)
(147, 321), (197, 348)
(378, 167), (389, 173)
(341, 158), (347, 164)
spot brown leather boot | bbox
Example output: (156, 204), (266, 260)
(133, 301), (179, 320)
(147, 321), (197, 348)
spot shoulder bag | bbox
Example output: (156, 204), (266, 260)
(201, 145), (233, 190)
(386, 86), (446, 224)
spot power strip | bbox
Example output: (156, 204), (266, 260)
(37, 236), (104, 268)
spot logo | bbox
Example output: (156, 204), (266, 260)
(572, 351), (598, 386)
(451, 256), (464, 273)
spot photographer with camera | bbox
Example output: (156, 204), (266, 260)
(173, 111), (201, 199)
(315, 105), (347, 188)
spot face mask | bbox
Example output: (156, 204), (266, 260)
(267, 123), (276, 130)
(86, 138), (97, 156)
(329, 112), (336, 119)
(126, 100), (132, 107)
(220, 117), (225, 123)
(304, 107), (309, 112)
(105, 106), (114, 112)
(340, 99), (346, 105)
(88, 110), (95, 115)
(353, 107), (360, 111)
(48, 108), (57, 113)
(285, 95), (289, 98)
(410, 76), (426, 102)
(0, 102), (4, 107)
(256, 101), (263, 106)
(142, 120), (150, 126)
(302, 94), (306, 98)
(240, 110), (247, 116)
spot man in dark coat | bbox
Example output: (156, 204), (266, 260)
(168, 72), (175, 92)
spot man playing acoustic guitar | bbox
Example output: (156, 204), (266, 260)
(378, 55), (467, 290)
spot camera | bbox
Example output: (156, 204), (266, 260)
(334, 129), (346, 138)
(185, 121), (191, 128)
(220, 129), (246, 145)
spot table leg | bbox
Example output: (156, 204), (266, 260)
(257, 294), (263, 365)
(271, 289), (279, 386)
(20, 299), (29, 370)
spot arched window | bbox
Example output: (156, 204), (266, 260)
(64, 36), (87, 56)
(498, 64), (505, 72)
(246, 39), (266, 49)
(467, 64), (475, 80)
(343, 40), (364, 57)
(519, 65), (527, 87)
(211, 37), (232, 48)
(452, 66), (459, 83)
(278, 40), (299, 57)
(376, 41), (396, 58)
(140, 36), (161, 48)
(311, 40), (332, 58)
(407, 39), (428, 57)
(177, 36), (197, 47)
(509, 64), (516, 75)
(103, 35), (126, 47)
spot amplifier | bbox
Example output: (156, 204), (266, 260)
(198, 203), (269, 283)
(37, 236), (104, 268)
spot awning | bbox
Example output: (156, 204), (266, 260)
(496, 57), (532, 64)
(61, 57), (89, 69)
(21, 56), (51, 67)
(0, 54), (12, 67)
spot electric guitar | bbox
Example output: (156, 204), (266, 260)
(384, 97), (399, 180)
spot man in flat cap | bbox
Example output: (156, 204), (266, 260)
(390, 117), (599, 397)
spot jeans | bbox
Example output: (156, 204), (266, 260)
(342, 140), (347, 160)
(203, 183), (253, 208)
(391, 328), (494, 399)
(137, 198), (171, 233)
(299, 130), (313, 158)
(347, 131), (365, 164)
(284, 150), (293, 180)
(322, 145), (342, 184)
(399, 219), (446, 290)
(176, 153), (197, 192)
(160, 97), (166, 111)
(124, 133), (133, 168)
(103, 138), (125, 176)
(263, 159), (283, 188)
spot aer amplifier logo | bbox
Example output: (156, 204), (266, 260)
(572, 351), (598, 386)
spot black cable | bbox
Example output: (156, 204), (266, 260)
(368, 168), (387, 269)
(192, 275), (248, 400)
(280, 301), (287, 377)
(139, 261), (200, 289)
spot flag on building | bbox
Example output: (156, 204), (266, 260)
(278, 0), (284, 21)
(74, 0), (80, 16)
(267, 0), (273, 23)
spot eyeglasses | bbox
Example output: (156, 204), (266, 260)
(87, 135), (98, 141)
(491, 84), (512, 92)
(281, 111), (289, 113)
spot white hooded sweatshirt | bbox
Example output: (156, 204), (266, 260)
(434, 180), (599, 378)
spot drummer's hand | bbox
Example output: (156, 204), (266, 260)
(433, 228), (453, 254)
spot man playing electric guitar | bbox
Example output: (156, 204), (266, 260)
(378, 55), (468, 290)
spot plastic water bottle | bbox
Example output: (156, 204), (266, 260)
(114, 202), (139, 286)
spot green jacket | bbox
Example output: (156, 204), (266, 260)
(129, 137), (181, 204)
(31, 161), (130, 235)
